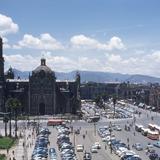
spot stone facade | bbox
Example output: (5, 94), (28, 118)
(149, 85), (160, 111)
(0, 37), (81, 115)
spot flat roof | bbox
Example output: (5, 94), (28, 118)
(56, 79), (75, 82)
(6, 79), (29, 82)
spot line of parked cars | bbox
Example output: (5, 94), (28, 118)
(98, 125), (142, 160)
(57, 125), (77, 160)
(32, 128), (51, 160)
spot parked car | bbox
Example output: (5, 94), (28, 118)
(114, 125), (122, 131)
(149, 153), (159, 160)
(146, 143), (154, 151)
(90, 145), (98, 153)
(76, 144), (84, 152)
(132, 143), (143, 151)
(94, 142), (101, 149)
(83, 152), (92, 160)
(153, 140), (160, 148)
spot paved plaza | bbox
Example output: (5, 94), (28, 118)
(0, 104), (160, 160)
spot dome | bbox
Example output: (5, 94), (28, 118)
(32, 58), (53, 74)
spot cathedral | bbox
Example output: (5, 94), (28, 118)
(0, 37), (81, 115)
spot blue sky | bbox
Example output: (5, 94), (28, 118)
(1, 0), (160, 77)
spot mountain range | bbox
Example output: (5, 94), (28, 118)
(10, 69), (160, 84)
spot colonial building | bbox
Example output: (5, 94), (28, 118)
(0, 37), (81, 115)
(149, 85), (160, 111)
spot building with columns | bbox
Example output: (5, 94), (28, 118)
(0, 37), (81, 115)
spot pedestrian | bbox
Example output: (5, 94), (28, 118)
(86, 130), (87, 134)
(105, 144), (107, 150)
(125, 125), (127, 131)
(110, 145), (112, 154)
(133, 132), (135, 136)
(7, 148), (9, 154)
(128, 144), (130, 150)
(23, 142), (25, 147)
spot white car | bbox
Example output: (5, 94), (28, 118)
(76, 144), (84, 152)
(91, 145), (98, 153)
(101, 135), (111, 141)
(115, 125), (122, 131)
(120, 150), (136, 158)
(94, 142), (101, 149)
(146, 143), (153, 150)
(116, 147), (128, 156)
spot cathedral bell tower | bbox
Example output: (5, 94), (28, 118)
(0, 37), (4, 81)
(0, 37), (5, 112)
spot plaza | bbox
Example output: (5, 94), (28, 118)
(0, 100), (160, 160)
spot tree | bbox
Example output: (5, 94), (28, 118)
(94, 95), (105, 109)
(94, 95), (101, 106)
(3, 116), (9, 136)
(5, 98), (21, 138)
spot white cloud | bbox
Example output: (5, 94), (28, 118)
(70, 34), (125, 51)
(3, 50), (160, 77)
(15, 33), (64, 50)
(0, 14), (19, 36)
(2, 37), (11, 49)
(4, 54), (76, 72)
(3, 43), (11, 49)
(107, 37), (126, 50)
(103, 51), (160, 76)
(12, 45), (22, 49)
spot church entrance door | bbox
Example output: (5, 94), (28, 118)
(39, 103), (45, 115)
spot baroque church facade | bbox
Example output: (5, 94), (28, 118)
(0, 37), (81, 115)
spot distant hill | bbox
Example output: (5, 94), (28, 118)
(10, 69), (160, 84)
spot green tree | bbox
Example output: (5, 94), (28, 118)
(94, 95), (105, 109)
(5, 98), (21, 138)
(94, 95), (101, 106)
(3, 116), (9, 137)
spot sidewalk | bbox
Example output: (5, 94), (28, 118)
(0, 127), (36, 160)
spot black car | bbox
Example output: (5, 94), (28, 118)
(83, 152), (92, 160)
(149, 153), (159, 160)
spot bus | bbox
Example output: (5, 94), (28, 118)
(47, 119), (64, 126)
(148, 123), (156, 131)
(147, 130), (159, 140)
(135, 124), (143, 132)
(154, 125), (160, 133)
(87, 115), (100, 122)
(141, 128), (150, 136)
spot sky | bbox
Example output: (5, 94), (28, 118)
(1, 0), (160, 77)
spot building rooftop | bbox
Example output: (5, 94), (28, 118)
(6, 79), (29, 82)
